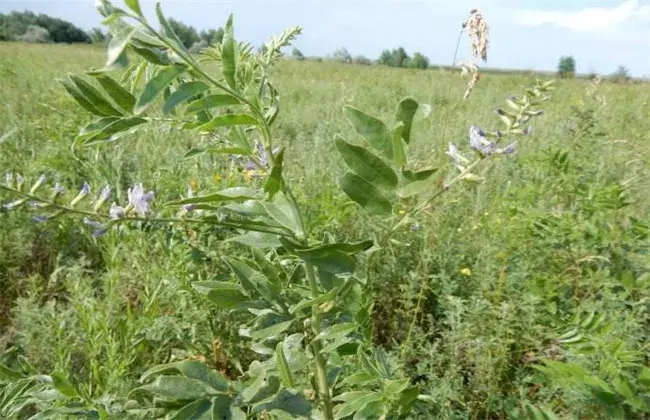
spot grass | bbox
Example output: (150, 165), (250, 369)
(1, 41), (650, 418)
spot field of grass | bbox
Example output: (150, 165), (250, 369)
(1, 40), (649, 419)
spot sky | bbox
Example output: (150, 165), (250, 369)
(1, 0), (649, 77)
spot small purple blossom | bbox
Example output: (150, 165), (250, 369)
(181, 186), (196, 213)
(469, 125), (497, 156)
(93, 185), (111, 211)
(501, 142), (518, 155)
(446, 143), (468, 170)
(29, 174), (47, 194)
(71, 181), (90, 206)
(109, 203), (125, 219)
(127, 183), (154, 216)
(83, 217), (107, 237)
(81, 181), (90, 195)
(243, 161), (257, 171)
(33, 215), (51, 223)
(410, 223), (422, 232)
(53, 183), (65, 194)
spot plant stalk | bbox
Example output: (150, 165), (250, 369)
(305, 262), (334, 420)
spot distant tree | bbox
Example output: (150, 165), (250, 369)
(410, 52), (429, 69)
(199, 27), (224, 45)
(557, 55), (576, 78)
(291, 47), (305, 61)
(378, 49), (393, 66)
(354, 55), (372, 65)
(89, 27), (107, 44)
(377, 47), (410, 68)
(0, 11), (90, 43)
(610, 65), (630, 83)
(189, 39), (209, 53)
(16, 24), (50, 43)
(332, 47), (352, 63)
(168, 18), (199, 49)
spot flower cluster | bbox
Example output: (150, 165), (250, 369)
(1, 173), (154, 238)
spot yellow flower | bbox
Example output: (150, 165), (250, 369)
(243, 169), (256, 181)
(189, 178), (198, 190)
(460, 268), (472, 276)
(214, 173), (222, 182)
(398, 209), (406, 215)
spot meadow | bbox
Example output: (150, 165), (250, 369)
(0, 17), (649, 419)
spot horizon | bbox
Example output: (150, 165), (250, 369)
(1, 0), (649, 77)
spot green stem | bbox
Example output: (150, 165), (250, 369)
(305, 263), (334, 420)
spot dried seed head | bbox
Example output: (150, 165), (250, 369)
(463, 8), (490, 62)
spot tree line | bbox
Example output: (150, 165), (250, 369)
(292, 46), (431, 69)
(0, 11), (224, 52)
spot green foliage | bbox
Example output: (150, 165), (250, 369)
(409, 52), (429, 69)
(557, 55), (576, 78)
(291, 47), (305, 61)
(0, 1), (649, 419)
(378, 47), (409, 68)
(0, 11), (89, 43)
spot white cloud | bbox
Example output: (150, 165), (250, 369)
(513, 0), (642, 31)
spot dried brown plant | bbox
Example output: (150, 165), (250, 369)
(458, 8), (490, 99)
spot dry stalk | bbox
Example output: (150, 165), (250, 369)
(459, 8), (490, 99)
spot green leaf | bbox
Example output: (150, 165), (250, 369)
(76, 117), (147, 146)
(611, 376), (635, 400)
(289, 291), (336, 314)
(295, 247), (356, 275)
(59, 78), (105, 116)
(222, 14), (237, 91)
(334, 392), (381, 419)
(170, 398), (212, 420)
(392, 124), (407, 168)
(383, 379), (410, 397)
(196, 114), (258, 131)
(264, 148), (285, 196)
(344, 105), (392, 159)
(335, 136), (398, 189)
(252, 389), (312, 417)
(124, 0), (143, 16)
(353, 399), (383, 420)
(276, 342), (294, 388)
(107, 26), (136, 67)
(261, 193), (303, 237)
(183, 146), (248, 159)
(241, 370), (280, 404)
(229, 232), (281, 249)
(163, 81), (209, 114)
(91, 74), (136, 113)
(402, 168), (438, 182)
(397, 179), (435, 199)
(185, 94), (241, 114)
(211, 395), (240, 419)
(638, 366), (650, 389)
(166, 187), (262, 206)
(223, 257), (279, 300)
(136, 376), (214, 400)
(338, 372), (378, 387)
(192, 281), (249, 309)
(0, 362), (27, 380)
(173, 361), (228, 392)
(69, 75), (123, 116)
(155, 2), (188, 52)
(216, 219), (294, 237)
(130, 43), (171, 65)
(394, 98), (419, 144)
(397, 386), (420, 414)
(51, 372), (78, 398)
(134, 65), (186, 115)
(251, 320), (293, 341)
(340, 172), (392, 215)
(314, 323), (357, 342)
(281, 334), (308, 372)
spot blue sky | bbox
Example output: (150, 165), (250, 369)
(1, 0), (649, 76)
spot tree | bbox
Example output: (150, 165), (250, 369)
(199, 27), (223, 45)
(16, 24), (50, 43)
(291, 47), (305, 61)
(557, 55), (576, 78)
(377, 47), (410, 68)
(167, 18), (199, 48)
(354, 55), (372, 65)
(332, 47), (352, 63)
(610, 65), (630, 83)
(410, 52), (429, 69)
(88, 27), (107, 44)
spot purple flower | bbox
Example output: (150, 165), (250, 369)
(181, 186), (196, 213)
(445, 143), (469, 170)
(243, 161), (257, 171)
(127, 183), (154, 216)
(501, 142), (518, 155)
(410, 223), (423, 232)
(33, 215), (51, 223)
(469, 125), (497, 156)
(93, 185), (111, 211)
(109, 203), (125, 219)
(83, 217), (107, 237)
(71, 181), (91, 207)
(29, 174), (47, 194)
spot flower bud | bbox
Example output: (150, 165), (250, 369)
(93, 185), (111, 212)
(70, 182), (90, 207)
(29, 174), (47, 194)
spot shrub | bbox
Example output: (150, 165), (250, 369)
(410, 52), (429, 69)
(16, 25), (50, 44)
(557, 55), (576, 78)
